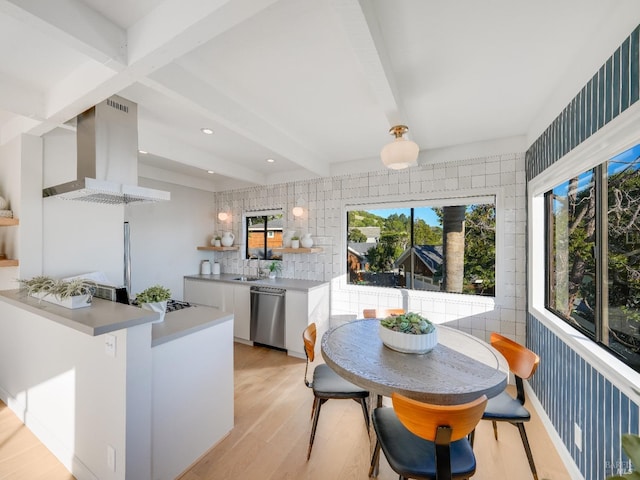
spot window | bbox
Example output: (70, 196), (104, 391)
(346, 200), (496, 296)
(545, 143), (640, 371)
(245, 211), (284, 260)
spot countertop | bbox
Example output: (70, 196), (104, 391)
(184, 273), (328, 292)
(0, 290), (233, 345)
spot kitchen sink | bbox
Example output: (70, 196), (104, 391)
(233, 276), (262, 282)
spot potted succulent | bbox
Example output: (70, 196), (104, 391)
(290, 236), (300, 249)
(379, 312), (437, 354)
(267, 260), (281, 279)
(19, 275), (96, 309)
(212, 235), (222, 247)
(135, 284), (171, 323)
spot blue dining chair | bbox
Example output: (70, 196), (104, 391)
(302, 323), (370, 460)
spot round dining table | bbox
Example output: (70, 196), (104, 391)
(321, 319), (509, 405)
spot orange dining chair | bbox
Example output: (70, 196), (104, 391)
(371, 392), (488, 479)
(302, 323), (370, 460)
(470, 332), (540, 480)
(363, 308), (405, 318)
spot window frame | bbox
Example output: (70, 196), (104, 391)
(244, 209), (284, 260)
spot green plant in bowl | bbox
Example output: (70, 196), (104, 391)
(135, 285), (171, 304)
(380, 312), (435, 335)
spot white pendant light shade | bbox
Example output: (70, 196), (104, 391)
(380, 125), (419, 170)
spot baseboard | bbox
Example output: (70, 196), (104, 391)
(525, 381), (584, 480)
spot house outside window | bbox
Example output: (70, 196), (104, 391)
(346, 199), (496, 296)
(545, 143), (640, 372)
(246, 212), (284, 260)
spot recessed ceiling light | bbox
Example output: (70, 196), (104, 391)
(138, 149), (148, 154)
(266, 158), (275, 163)
(201, 128), (214, 135)
(207, 170), (215, 174)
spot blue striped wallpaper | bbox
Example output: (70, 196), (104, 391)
(525, 24), (640, 480)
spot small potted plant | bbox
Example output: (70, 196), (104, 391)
(379, 312), (437, 354)
(212, 235), (222, 247)
(291, 236), (300, 249)
(267, 260), (281, 279)
(135, 285), (171, 323)
(19, 275), (96, 309)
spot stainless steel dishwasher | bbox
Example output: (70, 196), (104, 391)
(250, 286), (286, 349)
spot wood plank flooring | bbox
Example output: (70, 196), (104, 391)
(0, 342), (572, 480)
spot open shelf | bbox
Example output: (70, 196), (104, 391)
(0, 217), (18, 226)
(272, 247), (323, 254)
(0, 259), (18, 267)
(197, 246), (239, 251)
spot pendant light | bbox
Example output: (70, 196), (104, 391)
(380, 125), (419, 170)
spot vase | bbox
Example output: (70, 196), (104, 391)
(378, 324), (438, 354)
(141, 300), (167, 323)
(300, 233), (314, 248)
(221, 231), (235, 247)
(291, 239), (300, 249)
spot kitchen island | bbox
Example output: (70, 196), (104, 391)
(0, 290), (234, 480)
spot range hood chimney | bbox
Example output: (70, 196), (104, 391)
(43, 95), (170, 205)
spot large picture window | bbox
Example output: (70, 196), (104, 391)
(545, 143), (640, 371)
(347, 200), (496, 296)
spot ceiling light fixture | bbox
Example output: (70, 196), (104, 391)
(380, 125), (419, 170)
(138, 149), (148, 154)
(292, 197), (305, 217)
(266, 158), (275, 163)
(207, 170), (215, 174)
(201, 127), (214, 135)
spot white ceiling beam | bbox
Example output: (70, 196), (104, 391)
(0, 76), (44, 119)
(0, 0), (127, 67)
(143, 64), (331, 177)
(140, 124), (264, 185)
(330, 0), (407, 128)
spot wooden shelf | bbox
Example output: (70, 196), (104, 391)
(0, 259), (19, 267)
(197, 246), (239, 251)
(272, 247), (323, 254)
(0, 217), (18, 226)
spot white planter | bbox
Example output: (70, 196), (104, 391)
(291, 239), (300, 249)
(141, 300), (168, 323)
(378, 324), (438, 354)
(31, 292), (92, 309)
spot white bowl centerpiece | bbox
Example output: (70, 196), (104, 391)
(379, 312), (437, 354)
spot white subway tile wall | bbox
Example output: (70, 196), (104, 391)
(212, 152), (527, 344)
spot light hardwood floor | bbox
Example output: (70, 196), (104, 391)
(0, 342), (571, 480)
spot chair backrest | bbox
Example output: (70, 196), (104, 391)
(303, 323), (317, 362)
(363, 308), (405, 319)
(490, 332), (539, 380)
(392, 392), (487, 443)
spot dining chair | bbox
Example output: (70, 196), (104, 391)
(469, 332), (540, 480)
(370, 392), (487, 480)
(302, 323), (370, 460)
(363, 308), (405, 318)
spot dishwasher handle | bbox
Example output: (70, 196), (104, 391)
(250, 287), (286, 297)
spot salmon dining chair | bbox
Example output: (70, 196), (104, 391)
(302, 323), (370, 460)
(371, 392), (488, 479)
(363, 308), (404, 318)
(470, 332), (541, 480)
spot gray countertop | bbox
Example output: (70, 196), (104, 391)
(184, 273), (328, 292)
(0, 289), (234, 346)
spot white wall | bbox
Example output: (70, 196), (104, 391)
(211, 152), (527, 344)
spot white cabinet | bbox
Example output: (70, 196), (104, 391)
(232, 284), (251, 341)
(285, 284), (330, 358)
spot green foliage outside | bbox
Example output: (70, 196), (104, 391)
(608, 434), (640, 479)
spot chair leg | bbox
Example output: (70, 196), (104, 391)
(359, 398), (370, 430)
(492, 420), (499, 440)
(310, 396), (318, 419)
(307, 398), (326, 460)
(369, 439), (381, 477)
(469, 428), (475, 447)
(516, 422), (539, 480)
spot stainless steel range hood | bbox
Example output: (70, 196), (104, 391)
(43, 95), (170, 205)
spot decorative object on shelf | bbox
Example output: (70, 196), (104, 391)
(267, 260), (281, 279)
(380, 125), (419, 170)
(300, 233), (314, 248)
(291, 236), (300, 249)
(0, 195), (8, 211)
(221, 231), (235, 247)
(19, 275), (96, 309)
(378, 312), (437, 354)
(212, 262), (221, 274)
(283, 230), (296, 248)
(211, 235), (222, 247)
(135, 284), (171, 323)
